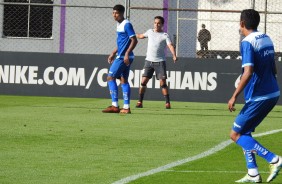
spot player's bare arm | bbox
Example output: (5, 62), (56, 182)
(228, 65), (253, 112)
(136, 33), (145, 39)
(108, 48), (118, 64)
(168, 43), (177, 63)
(124, 36), (138, 66)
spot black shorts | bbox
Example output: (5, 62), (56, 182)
(142, 60), (167, 80)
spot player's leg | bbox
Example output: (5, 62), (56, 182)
(160, 79), (170, 109)
(234, 146), (262, 183)
(136, 61), (154, 108)
(233, 131), (280, 183)
(234, 132), (281, 183)
(102, 58), (124, 113)
(120, 77), (131, 114)
(155, 61), (170, 109)
(136, 77), (149, 108)
(102, 75), (120, 113)
(119, 59), (133, 114)
(231, 131), (263, 183)
(230, 97), (281, 182)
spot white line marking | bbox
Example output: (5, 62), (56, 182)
(112, 129), (282, 184)
(164, 170), (269, 174)
(85, 67), (98, 89)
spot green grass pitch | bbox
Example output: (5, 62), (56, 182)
(0, 95), (281, 184)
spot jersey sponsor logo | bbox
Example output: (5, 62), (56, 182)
(264, 49), (274, 56)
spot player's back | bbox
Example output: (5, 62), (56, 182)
(241, 31), (280, 101)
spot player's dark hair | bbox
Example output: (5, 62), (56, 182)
(113, 4), (125, 14)
(154, 16), (165, 24)
(240, 9), (260, 30)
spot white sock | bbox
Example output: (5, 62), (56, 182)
(112, 102), (118, 107)
(248, 168), (259, 176)
(270, 156), (279, 164)
(123, 104), (129, 109)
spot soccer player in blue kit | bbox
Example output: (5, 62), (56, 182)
(102, 4), (137, 114)
(228, 9), (281, 183)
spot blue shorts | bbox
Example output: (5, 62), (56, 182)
(232, 97), (279, 134)
(108, 58), (133, 79)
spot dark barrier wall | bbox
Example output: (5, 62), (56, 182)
(0, 51), (281, 104)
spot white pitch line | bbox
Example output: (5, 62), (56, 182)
(164, 170), (269, 174)
(112, 129), (282, 184)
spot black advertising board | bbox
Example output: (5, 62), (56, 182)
(0, 51), (281, 104)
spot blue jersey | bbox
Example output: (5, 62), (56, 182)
(116, 19), (136, 59)
(240, 31), (280, 102)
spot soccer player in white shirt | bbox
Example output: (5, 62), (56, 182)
(135, 16), (177, 109)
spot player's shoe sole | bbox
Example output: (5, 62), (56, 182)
(267, 156), (282, 182)
(102, 106), (120, 113)
(235, 174), (262, 183)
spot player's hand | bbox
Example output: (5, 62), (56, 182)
(124, 54), (130, 66)
(108, 54), (114, 64)
(228, 97), (236, 112)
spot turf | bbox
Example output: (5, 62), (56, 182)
(0, 95), (281, 184)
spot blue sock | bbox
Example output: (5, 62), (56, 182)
(108, 80), (118, 104)
(121, 83), (130, 105)
(244, 149), (258, 169)
(236, 134), (276, 163)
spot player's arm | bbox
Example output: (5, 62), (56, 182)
(167, 43), (177, 63)
(124, 36), (138, 65)
(108, 47), (118, 64)
(136, 33), (145, 39)
(126, 36), (138, 55)
(228, 65), (253, 112)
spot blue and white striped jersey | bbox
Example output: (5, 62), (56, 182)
(241, 31), (280, 102)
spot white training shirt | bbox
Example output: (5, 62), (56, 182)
(143, 29), (172, 62)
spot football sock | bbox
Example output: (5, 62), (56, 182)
(236, 134), (276, 163)
(138, 93), (144, 103)
(244, 149), (258, 170)
(248, 168), (259, 176)
(123, 104), (129, 109)
(138, 85), (146, 102)
(108, 80), (118, 107)
(164, 94), (170, 104)
(112, 102), (118, 107)
(121, 83), (130, 106)
(270, 156), (279, 164)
